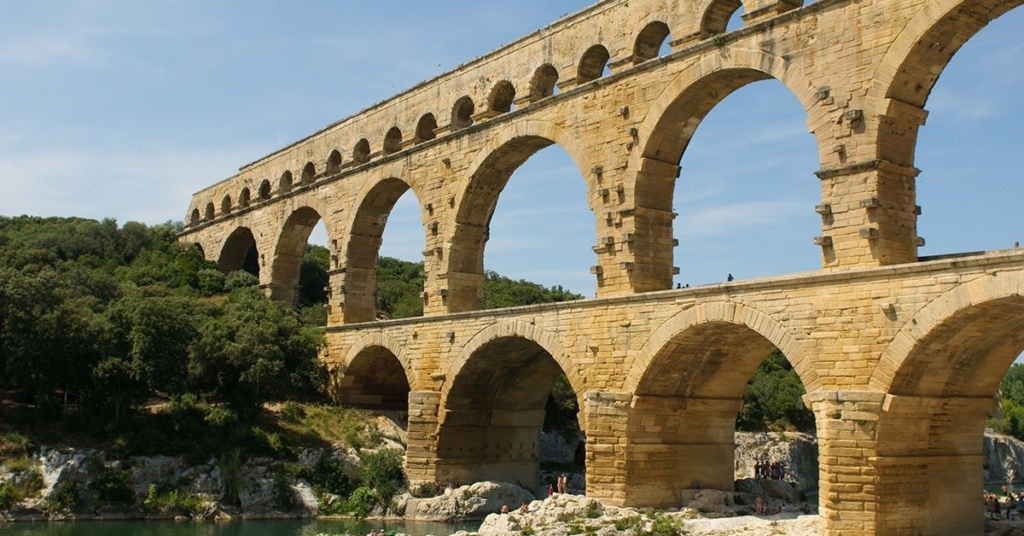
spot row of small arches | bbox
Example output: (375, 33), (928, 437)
(187, 11), (745, 226)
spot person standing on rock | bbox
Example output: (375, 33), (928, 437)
(548, 482), (555, 497)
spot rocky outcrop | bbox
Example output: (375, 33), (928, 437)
(734, 432), (818, 493)
(986, 433), (1024, 486)
(401, 481), (535, 521)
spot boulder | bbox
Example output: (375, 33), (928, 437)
(404, 481), (535, 521)
(734, 432), (818, 493)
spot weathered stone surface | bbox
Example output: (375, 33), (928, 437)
(404, 481), (536, 522)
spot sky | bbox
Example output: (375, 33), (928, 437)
(1, 1), (1022, 298)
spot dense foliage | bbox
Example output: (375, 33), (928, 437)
(0, 216), (327, 425)
(736, 352), (815, 432)
(991, 363), (1024, 440)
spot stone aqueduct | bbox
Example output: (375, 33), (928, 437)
(180, 0), (1023, 533)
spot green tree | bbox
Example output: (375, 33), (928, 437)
(736, 352), (814, 432)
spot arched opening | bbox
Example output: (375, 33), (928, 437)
(529, 64), (560, 101)
(449, 138), (592, 312)
(220, 195), (232, 215)
(415, 114), (438, 143)
(344, 178), (425, 323)
(488, 81), (516, 115)
(876, 292), (1024, 535)
(904, 7), (1024, 257)
(327, 149), (343, 174)
(626, 319), (816, 508)
(642, 71), (819, 288)
(258, 180), (272, 200)
(334, 346), (411, 410)
(451, 96), (475, 131)
(239, 187), (251, 208)
(577, 44), (611, 83)
(633, 21), (672, 64)
(218, 226), (260, 277)
(279, 171), (293, 195)
(190, 208), (201, 226)
(301, 220), (331, 326)
(301, 162), (316, 185)
(383, 127), (403, 155)
(436, 336), (582, 493)
(204, 202), (215, 221)
(353, 138), (371, 164)
(269, 206), (325, 307)
(701, 0), (744, 36)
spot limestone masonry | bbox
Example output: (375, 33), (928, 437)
(178, 0), (1024, 534)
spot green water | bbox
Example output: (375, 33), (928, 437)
(0, 519), (479, 536)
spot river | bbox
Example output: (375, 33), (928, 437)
(0, 519), (480, 536)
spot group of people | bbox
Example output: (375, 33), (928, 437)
(754, 459), (787, 481)
(985, 490), (1024, 520)
(547, 474), (570, 497)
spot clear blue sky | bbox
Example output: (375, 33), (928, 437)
(1, 1), (1022, 297)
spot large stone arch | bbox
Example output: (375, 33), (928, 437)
(625, 300), (815, 394)
(340, 163), (428, 323)
(618, 300), (815, 507)
(872, 267), (1024, 396)
(869, 0), (1024, 169)
(444, 119), (594, 313)
(267, 201), (331, 306)
(434, 319), (585, 491)
(868, 267), (1024, 536)
(333, 332), (417, 409)
(627, 49), (819, 292)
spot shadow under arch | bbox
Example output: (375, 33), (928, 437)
(268, 204), (330, 306)
(869, 268), (1024, 535)
(333, 332), (416, 410)
(342, 169), (428, 323)
(218, 226), (261, 276)
(628, 50), (819, 291)
(434, 320), (585, 492)
(620, 301), (815, 507)
(869, 0), (1024, 168)
(445, 119), (593, 313)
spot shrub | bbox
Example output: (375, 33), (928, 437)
(273, 470), (295, 511)
(0, 482), (22, 510)
(345, 486), (376, 518)
(647, 514), (685, 536)
(359, 449), (405, 505)
(299, 455), (352, 497)
(91, 468), (135, 504)
(410, 481), (442, 498)
(585, 499), (603, 518)
(46, 482), (79, 513)
(614, 515), (643, 530)
(143, 484), (205, 515)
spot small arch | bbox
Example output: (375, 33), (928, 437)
(353, 138), (371, 164)
(451, 96), (475, 131)
(204, 202), (215, 221)
(530, 64), (560, 101)
(488, 81), (516, 114)
(701, 0), (743, 36)
(301, 162), (316, 185)
(327, 149), (343, 174)
(335, 334), (416, 408)
(383, 127), (403, 154)
(577, 44), (611, 83)
(189, 208), (201, 226)
(218, 226), (260, 277)
(634, 21), (672, 64)
(415, 114), (438, 143)
(279, 171), (293, 194)
(220, 194), (233, 215)
(239, 187), (251, 208)
(258, 180), (272, 200)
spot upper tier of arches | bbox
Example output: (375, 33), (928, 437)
(185, 0), (808, 225)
